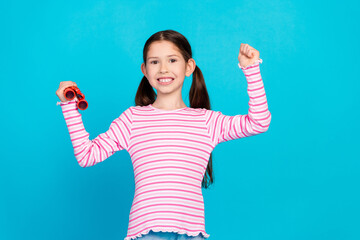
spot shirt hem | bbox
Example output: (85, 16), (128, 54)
(124, 228), (210, 240)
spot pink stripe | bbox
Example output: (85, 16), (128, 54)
(129, 202), (203, 215)
(131, 131), (209, 140)
(226, 116), (240, 140)
(239, 115), (245, 137)
(84, 146), (92, 167)
(132, 151), (208, 165)
(135, 173), (201, 186)
(247, 118), (270, 130)
(249, 100), (268, 107)
(243, 116), (250, 137)
(116, 117), (131, 135)
(98, 135), (114, 152)
(134, 159), (204, 172)
(135, 165), (203, 179)
(78, 151), (89, 166)
(62, 109), (76, 113)
(249, 108), (269, 114)
(135, 181), (200, 192)
(109, 127), (121, 149)
(113, 121), (127, 149)
(132, 195), (204, 208)
(69, 128), (85, 135)
(128, 217), (204, 230)
(67, 121), (82, 127)
(247, 78), (263, 84)
(231, 116), (242, 140)
(129, 136), (212, 153)
(105, 133), (116, 152)
(128, 107), (134, 117)
(99, 141), (102, 163)
(74, 145), (86, 156)
(133, 188), (202, 200)
(248, 115), (265, 128)
(132, 112), (203, 117)
(212, 113), (221, 143)
(206, 111), (214, 125)
(134, 118), (204, 123)
(129, 210), (203, 222)
(99, 140), (109, 162)
(132, 124), (207, 131)
(252, 129), (262, 134)
(255, 113), (271, 121)
(123, 111), (131, 124)
(64, 115), (80, 121)
(247, 86), (264, 92)
(219, 115), (226, 140)
(131, 142), (211, 158)
(72, 133), (89, 142)
(244, 71), (260, 77)
(249, 93), (266, 100)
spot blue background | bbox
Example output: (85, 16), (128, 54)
(1, 0), (359, 239)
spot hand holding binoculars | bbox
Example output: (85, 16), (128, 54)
(63, 86), (88, 110)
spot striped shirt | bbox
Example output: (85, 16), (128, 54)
(58, 59), (271, 240)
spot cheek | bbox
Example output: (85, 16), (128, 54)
(147, 67), (158, 77)
(176, 69), (186, 77)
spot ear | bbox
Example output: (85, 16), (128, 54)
(141, 63), (147, 78)
(185, 58), (196, 77)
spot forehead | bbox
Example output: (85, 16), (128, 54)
(147, 40), (181, 57)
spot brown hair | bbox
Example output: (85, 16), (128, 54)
(135, 30), (214, 189)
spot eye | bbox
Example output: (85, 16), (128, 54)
(150, 60), (158, 64)
(170, 59), (177, 63)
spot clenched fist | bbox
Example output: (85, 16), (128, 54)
(238, 43), (260, 68)
(56, 81), (77, 102)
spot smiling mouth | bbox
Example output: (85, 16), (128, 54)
(157, 78), (174, 83)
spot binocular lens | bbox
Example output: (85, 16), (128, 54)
(78, 101), (88, 110)
(65, 91), (75, 100)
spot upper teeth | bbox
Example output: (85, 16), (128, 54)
(159, 78), (173, 82)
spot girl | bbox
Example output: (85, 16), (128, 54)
(56, 30), (271, 240)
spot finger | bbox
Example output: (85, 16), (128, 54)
(248, 49), (253, 57)
(250, 50), (254, 57)
(246, 46), (250, 56)
(248, 45), (251, 57)
(241, 43), (247, 54)
(244, 44), (249, 55)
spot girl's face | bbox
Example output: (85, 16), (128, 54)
(141, 40), (195, 96)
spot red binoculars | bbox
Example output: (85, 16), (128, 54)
(63, 86), (88, 110)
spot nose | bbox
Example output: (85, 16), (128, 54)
(159, 62), (169, 73)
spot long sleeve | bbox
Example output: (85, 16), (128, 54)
(205, 59), (271, 146)
(58, 99), (133, 167)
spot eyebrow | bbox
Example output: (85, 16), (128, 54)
(147, 54), (179, 60)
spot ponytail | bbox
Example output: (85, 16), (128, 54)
(135, 76), (156, 106)
(189, 65), (214, 189)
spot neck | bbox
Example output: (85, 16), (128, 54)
(152, 93), (187, 110)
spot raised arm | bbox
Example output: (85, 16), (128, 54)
(205, 44), (271, 146)
(58, 100), (133, 167)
